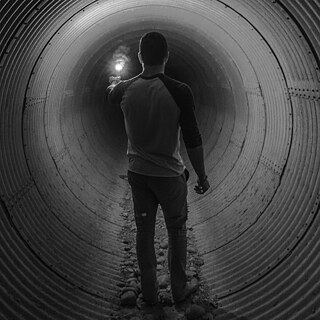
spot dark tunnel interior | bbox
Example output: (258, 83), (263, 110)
(1, 1), (320, 319)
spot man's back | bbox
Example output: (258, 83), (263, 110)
(109, 73), (202, 177)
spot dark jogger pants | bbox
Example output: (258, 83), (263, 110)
(127, 171), (188, 303)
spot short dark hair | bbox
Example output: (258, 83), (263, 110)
(139, 32), (168, 66)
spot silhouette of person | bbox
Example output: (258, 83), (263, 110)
(106, 31), (210, 304)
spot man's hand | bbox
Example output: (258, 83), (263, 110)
(106, 76), (121, 98)
(109, 75), (121, 85)
(194, 176), (210, 194)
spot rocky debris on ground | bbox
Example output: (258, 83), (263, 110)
(158, 274), (169, 289)
(185, 304), (206, 320)
(121, 290), (137, 307)
(110, 188), (219, 319)
(160, 241), (169, 249)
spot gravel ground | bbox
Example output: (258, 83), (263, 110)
(110, 184), (218, 320)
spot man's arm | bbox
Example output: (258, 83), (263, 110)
(179, 85), (210, 194)
(186, 145), (210, 194)
(186, 145), (206, 181)
(105, 76), (122, 104)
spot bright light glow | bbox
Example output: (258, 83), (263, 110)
(115, 63), (123, 72)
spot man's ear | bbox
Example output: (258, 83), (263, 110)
(164, 51), (170, 64)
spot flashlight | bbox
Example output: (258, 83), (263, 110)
(115, 63), (123, 72)
(115, 59), (125, 73)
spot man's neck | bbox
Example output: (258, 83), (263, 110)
(141, 64), (165, 77)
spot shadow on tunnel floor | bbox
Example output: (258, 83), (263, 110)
(213, 307), (250, 320)
(132, 301), (251, 320)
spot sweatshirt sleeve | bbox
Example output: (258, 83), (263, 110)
(159, 75), (202, 149)
(106, 81), (126, 105)
(178, 85), (202, 149)
(106, 76), (139, 105)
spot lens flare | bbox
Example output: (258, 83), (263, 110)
(115, 63), (123, 72)
(114, 58), (125, 72)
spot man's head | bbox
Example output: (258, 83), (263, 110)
(139, 32), (169, 66)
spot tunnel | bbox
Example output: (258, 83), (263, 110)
(1, 0), (320, 319)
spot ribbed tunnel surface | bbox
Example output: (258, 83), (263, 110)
(1, 0), (320, 319)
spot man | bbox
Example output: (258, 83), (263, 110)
(106, 32), (210, 305)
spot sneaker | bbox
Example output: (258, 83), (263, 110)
(137, 297), (160, 315)
(174, 278), (199, 303)
(137, 295), (159, 308)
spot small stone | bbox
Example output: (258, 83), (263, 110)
(128, 273), (135, 279)
(116, 281), (125, 288)
(121, 290), (137, 306)
(134, 268), (140, 276)
(186, 270), (196, 279)
(157, 256), (166, 264)
(190, 278), (199, 290)
(127, 277), (138, 284)
(128, 281), (139, 292)
(185, 304), (206, 320)
(160, 241), (168, 249)
(190, 266), (197, 272)
(187, 247), (197, 254)
(125, 268), (134, 275)
(157, 264), (163, 271)
(194, 257), (204, 266)
(163, 306), (181, 318)
(158, 291), (172, 305)
(124, 260), (134, 267)
(158, 274), (169, 289)
(203, 313), (214, 320)
(135, 295), (143, 310)
(121, 286), (138, 295)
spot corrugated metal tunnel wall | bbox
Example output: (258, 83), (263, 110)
(0, 0), (319, 319)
